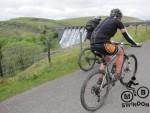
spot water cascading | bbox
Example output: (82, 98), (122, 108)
(59, 27), (87, 48)
(70, 28), (79, 45)
(81, 28), (87, 42)
(67, 28), (76, 47)
(59, 28), (72, 48)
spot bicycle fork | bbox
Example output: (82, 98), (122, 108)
(91, 72), (107, 102)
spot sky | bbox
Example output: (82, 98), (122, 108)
(0, 0), (150, 21)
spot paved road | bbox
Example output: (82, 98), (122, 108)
(0, 41), (150, 113)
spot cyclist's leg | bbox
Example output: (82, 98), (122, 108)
(98, 42), (117, 80)
(113, 47), (124, 79)
(91, 43), (113, 80)
(103, 42), (123, 79)
(99, 56), (112, 80)
(99, 63), (105, 80)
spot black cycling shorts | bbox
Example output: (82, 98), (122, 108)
(91, 42), (118, 56)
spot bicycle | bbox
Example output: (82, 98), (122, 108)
(80, 42), (141, 111)
(78, 48), (100, 71)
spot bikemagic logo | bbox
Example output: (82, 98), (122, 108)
(120, 78), (149, 108)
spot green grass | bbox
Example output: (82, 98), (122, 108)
(0, 16), (142, 40)
(0, 47), (80, 101)
(0, 17), (70, 40)
(10, 17), (68, 28)
(59, 16), (142, 26)
(113, 26), (150, 42)
(0, 17), (149, 102)
(0, 16), (142, 47)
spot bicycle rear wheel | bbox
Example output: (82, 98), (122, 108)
(120, 54), (137, 86)
(80, 69), (109, 111)
(78, 48), (96, 71)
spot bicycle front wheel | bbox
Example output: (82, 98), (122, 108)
(80, 69), (109, 111)
(78, 48), (96, 71)
(120, 54), (138, 86)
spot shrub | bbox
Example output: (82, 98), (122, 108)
(2, 42), (43, 77)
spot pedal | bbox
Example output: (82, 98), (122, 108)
(97, 96), (100, 102)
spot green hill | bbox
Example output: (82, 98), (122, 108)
(58, 16), (142, 26)
(0, 16), (143, 49)
(0, 17), (69, 39)
(0, 16), (142, 39)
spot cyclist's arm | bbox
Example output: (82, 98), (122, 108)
(117, 20), (137, 45)
(120, 28), (137, 45)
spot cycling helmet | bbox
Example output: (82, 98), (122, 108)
(110, 9), (123, 18)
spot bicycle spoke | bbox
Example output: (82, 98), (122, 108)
(81, 70), (109, 111)
(120, 55), (137, 86)
(78, 48), (96, 71)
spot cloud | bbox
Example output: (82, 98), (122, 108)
(0, 0), (149, 20)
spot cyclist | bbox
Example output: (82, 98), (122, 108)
(90, 8), (140, 82)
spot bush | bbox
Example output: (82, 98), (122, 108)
(2, 42), (43, 77)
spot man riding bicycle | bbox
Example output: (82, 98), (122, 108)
(90, 9), (140, 82)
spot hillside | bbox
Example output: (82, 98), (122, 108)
(0, 16), (142, 39)
(0, 17), (70, 39)
(59, 16), (142, 26)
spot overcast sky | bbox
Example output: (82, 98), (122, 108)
(0, 0), (150, 21)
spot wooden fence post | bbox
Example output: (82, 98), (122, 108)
(0, 45), (3, 77)
(135, 25), (138, 37)
(146, 24), (148, 32)
(43, 25), (51, 65)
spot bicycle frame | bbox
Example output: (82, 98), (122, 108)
(100, 54), (117, 89)
(101, 43), (129, 88)
(95, 42), (139, 89)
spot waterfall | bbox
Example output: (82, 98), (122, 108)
(71, 28), (80, 46)
(59, 27), (87, 48)
(66, 28), (76, 47)
(80, 28), (87, 42)
(59, 28), (72, 48)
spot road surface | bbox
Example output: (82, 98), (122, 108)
(0, 40), (150, 113)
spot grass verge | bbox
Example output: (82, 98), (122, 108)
(0, 47), (80, 101)
(0, 27), (150, 102)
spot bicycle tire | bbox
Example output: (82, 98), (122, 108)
(80, 69), (109, 111)
(120, 54), (138, 86)
(78, 48), (96, 71)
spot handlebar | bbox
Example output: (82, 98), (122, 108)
(131, 44), (142, 48)
(111, 41), (142, 48)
